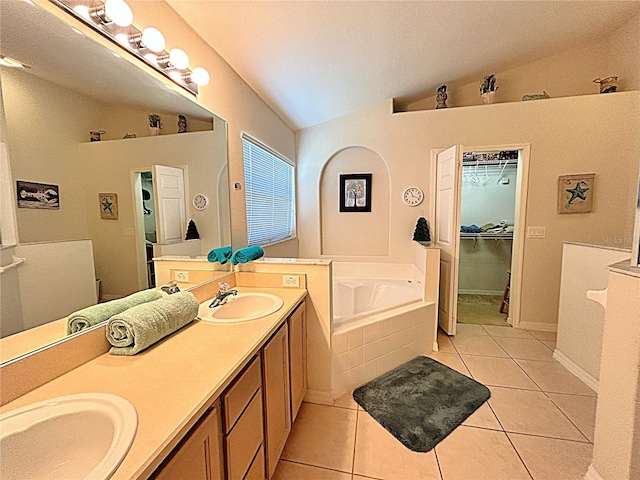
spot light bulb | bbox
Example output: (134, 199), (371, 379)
(191, 67), (210, 86)
(169, 48), (189, 69)
(144, 53), (157, 64)
(73, 4), (91, 20)
(169, 70), (184, 83)
(104, 0), (133, 27)
(141, 27), (165, 53)
(115, 33), (129, 46)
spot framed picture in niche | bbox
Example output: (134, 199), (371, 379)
(558, 173), (595, 214)
(16, 180), (59, 209)
(99, 193), (118, 220)
(340, 173), (372, 213)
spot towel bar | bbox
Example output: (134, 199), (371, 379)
(0, 255), (25, 274)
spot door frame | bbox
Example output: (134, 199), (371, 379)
(430, 143), (531, 329)
(130, 165), (190, 291)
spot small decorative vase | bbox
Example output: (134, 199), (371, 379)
(481, 91), (496, 104)
(149, 127), (161, 136)
(593, 76), (618, 94)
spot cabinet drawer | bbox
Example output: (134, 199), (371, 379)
(244, 445), (265, 480)
(225, 390), (264, 480)
(223, 355), (262, 432)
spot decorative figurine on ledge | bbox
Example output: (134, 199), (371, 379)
(148, 114), (162, 136)
(593, 76), (618, 94)
(89, 130), (106, 142)
(522, 91), (550, 101)
(435, 84), (448, 109)
(177, 114), (188, 134)
(480, 74), (498, 104)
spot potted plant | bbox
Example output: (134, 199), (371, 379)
(480, 74), (498, 104)
(148, 114), (162, 136)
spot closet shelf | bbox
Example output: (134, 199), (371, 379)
(460, 232), (513, 240)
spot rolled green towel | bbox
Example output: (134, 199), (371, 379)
(207, 245), (232, 264)
(230, 245), (264, 265)
(106, 291), (199, 356)
(67, 288), (163, 335)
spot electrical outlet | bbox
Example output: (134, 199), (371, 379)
(175, 271), (189, 282)
(282, 275), (300, 287)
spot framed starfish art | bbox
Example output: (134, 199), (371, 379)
(99, 193), (118, 220)
(558, 173), (595, 214)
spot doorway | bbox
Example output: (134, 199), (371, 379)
(431, 144), (530, 336)
(457, 150), (518, 327)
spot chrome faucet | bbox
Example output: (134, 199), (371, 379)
(209, 282), (238, 308)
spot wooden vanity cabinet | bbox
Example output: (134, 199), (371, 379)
(152, 401), (224, 480)
(262, 323), (291, 479)
(222, 356), (264, 480)
(288, 302), (306, 423)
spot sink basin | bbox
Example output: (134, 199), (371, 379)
(199, 293), (284, 323)
(0, 393), (137, 480)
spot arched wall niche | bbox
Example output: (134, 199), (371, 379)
(320, 146), (390, 256)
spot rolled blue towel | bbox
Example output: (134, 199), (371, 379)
(460, 224), (482, 233)
(230, 245), (265, 265)
(207, 245), (232, 264)
(67, 288), (163, 335)
(106, 291), (199, 356)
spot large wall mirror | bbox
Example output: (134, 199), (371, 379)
(0, 0), (231, 364)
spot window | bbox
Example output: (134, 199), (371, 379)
(242, 134), (295, 246)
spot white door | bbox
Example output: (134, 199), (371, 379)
(435, 145), (463, 335)
(152, 165), (186, 244)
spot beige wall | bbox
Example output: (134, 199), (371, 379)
(297, 92), (640, 329)
(125, 1), (298, 255)
(321, 147), (390, 256)
(2, 68), (98, 243)
(404, 13), (640, 112)
(80, 130), (227, 298)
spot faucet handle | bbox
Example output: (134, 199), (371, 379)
(218, 282), (230, 293)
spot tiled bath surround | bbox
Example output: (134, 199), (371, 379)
(331, 304), (435, 397)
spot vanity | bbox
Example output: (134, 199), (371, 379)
(0, 273), (308, 480)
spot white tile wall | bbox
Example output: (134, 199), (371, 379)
(331, 304), (435, 398)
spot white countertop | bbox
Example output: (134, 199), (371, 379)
(0, 286), (307, 480)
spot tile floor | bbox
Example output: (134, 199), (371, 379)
(275, 324), (596, 480)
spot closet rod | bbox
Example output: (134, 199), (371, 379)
(462, 159), (518, 167)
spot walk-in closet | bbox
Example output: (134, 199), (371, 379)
(457, 150), (518, 326)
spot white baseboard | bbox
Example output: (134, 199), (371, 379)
(553, 349), (599, 393)
(458, 289), (503, 296)
(432, 341), (439, 352)
(584, 464), (604, 480)
(516, 320), (558, 332)
(304, 389), (333, 405)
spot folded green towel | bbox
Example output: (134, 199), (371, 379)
(207, 245), (232, 264)
(67, 288), (163, 335)
(106, 291), (199, 356)
(230, 245), (264, 265)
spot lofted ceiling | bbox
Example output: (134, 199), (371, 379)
(167, 1), (640, 131)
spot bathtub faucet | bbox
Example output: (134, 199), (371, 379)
(209, 282), (238, 308)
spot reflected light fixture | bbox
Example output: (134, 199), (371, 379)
(51, 0), (210, 94)
(0, 55), (29, 69)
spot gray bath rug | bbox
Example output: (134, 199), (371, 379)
(353, 356), (491, 452)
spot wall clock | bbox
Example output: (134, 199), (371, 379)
(192, 193), (209, 210)
(403, 187), (424, 206)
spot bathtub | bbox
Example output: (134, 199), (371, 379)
(333, 277), (423, 325)
(330, 262), (438, 398)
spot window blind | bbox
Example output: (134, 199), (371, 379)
(242, 135), (295, 246)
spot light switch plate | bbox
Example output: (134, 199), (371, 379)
(527, 226), (547, 238)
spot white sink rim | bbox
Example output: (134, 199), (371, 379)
(199, 292), (284, 323)
(0, 393), (137, 480)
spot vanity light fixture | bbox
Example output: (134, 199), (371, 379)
(50, 0), (210, 95)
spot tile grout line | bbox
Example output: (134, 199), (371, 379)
(503, 430), (535, 480)
(351, 406), (359, 476)
(433, 445), (445, 480)
(277, 458), (353, 476)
